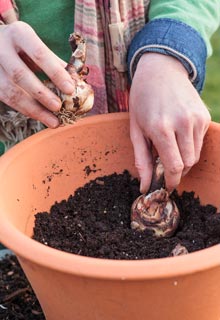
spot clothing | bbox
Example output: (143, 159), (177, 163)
(14, 0), (220, 102)
(74, 0), (220, 115)
(75, 0), (150, 114)
(0, 0), (17, 23)
(149, 0), (220, 57)
(127, 18), (207, 93)
(16, 0), (75, 63)
(7, 0), (220, 113)
(127, 0), (220, 93)
(0, 0), (13, 15)
(0, 0), (219, 149)
(13, 1), (219, 63)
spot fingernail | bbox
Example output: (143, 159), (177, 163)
(62, 81), (75, 93)
(45, 117), (59, 128)
(50, 98), (61, 111)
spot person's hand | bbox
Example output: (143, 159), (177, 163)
(0, 21), (75, 128)
(129, 53), (211, 193)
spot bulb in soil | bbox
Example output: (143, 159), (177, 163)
(131, 157), (180, 237)
(131, 188), (180, 237)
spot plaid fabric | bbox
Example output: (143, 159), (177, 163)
(0, 0), (18, 23)
(0, 0), (13, 14)
(74, 0), (150, 113)
(0, 0), (151, 151)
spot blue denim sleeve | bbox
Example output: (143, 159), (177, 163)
(127, 18), (207, 93)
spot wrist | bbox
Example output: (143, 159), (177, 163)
(127, 18), (207, 93)
(136, 53), (188, 78)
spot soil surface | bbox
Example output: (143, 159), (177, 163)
(1, 171), (220, 319)
(33, 170), (220, 260)
(0, 254), (45, 320)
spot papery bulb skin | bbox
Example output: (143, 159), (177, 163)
(170, 243), (188, 256)
(45, 33), (94, 125)
(131, 188), (180, 237)
(131, 157), (180, 238)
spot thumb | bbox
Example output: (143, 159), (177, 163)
(130, 119), (153, 193)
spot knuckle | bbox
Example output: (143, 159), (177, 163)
(22, 103), (42, 119)
(33, 88), (56, 107)
(178, 114), (191, 130)
(50, 68), (64, 83)
(33, 89), (46, 101)
(2, 85), (22, 107)
(11, 67), (25, 84)
(6, 21), (31, 37)
(20, 109), (31, 118)
(156, 120), (171, 136)
(31, 109), (49, 123)
(33, 46), (46, 62)
(168, 163), (184, 176)
(27, 109), (40, 119)
(201, 110), (211, 124)
(183, 158), (195, 170)
(134, 159), (144, 172)
(3, 21), (17, 36)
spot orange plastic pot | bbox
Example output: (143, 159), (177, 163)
(0, 113), (220, 320)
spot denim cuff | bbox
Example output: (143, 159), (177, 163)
(127, 18), (207, 93)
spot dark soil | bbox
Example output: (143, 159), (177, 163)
(1, 170), (220, 319)
(33, 170), (220, 260)
(0, 254), (45, 320)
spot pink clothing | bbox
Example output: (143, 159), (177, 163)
(0, 0), (13, 14)
(74, 0), (150, 114)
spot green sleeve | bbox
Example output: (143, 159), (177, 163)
(149, 0), (220, 56)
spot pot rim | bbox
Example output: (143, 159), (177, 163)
(1, 113), (220, 280)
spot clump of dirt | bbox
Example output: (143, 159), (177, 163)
(33, 171), (220, 260)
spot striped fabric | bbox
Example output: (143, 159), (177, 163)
(74, 0), (150, 114)
(0, 0), (13, 14)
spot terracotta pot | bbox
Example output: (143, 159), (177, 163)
(0, 113), (220, 320)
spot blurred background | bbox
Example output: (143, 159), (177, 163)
(202, 28), (220, 122)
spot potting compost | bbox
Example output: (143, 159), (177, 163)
(33, 170), (220, 260)
(1, 170), (220, 319)
(0, 254), (45, 320)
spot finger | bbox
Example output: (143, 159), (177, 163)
(10, 22), (75, 94)
(19, 51), (67, 72)
(130, 118), (153, 193)
(152, 131), (183, 191)
(0, 66), (59, 128)
(19, 51), (42, 72)
(176, 124), (195, 177)
(187, 126), (206, 174)
(181, 120), (210, 177)
(1, 48), (62, 112)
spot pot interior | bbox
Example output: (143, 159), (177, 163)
(0, 113), (220, 246)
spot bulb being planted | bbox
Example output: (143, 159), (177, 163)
(131, 158), (180, 237)
(45, 33), (94, 125)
